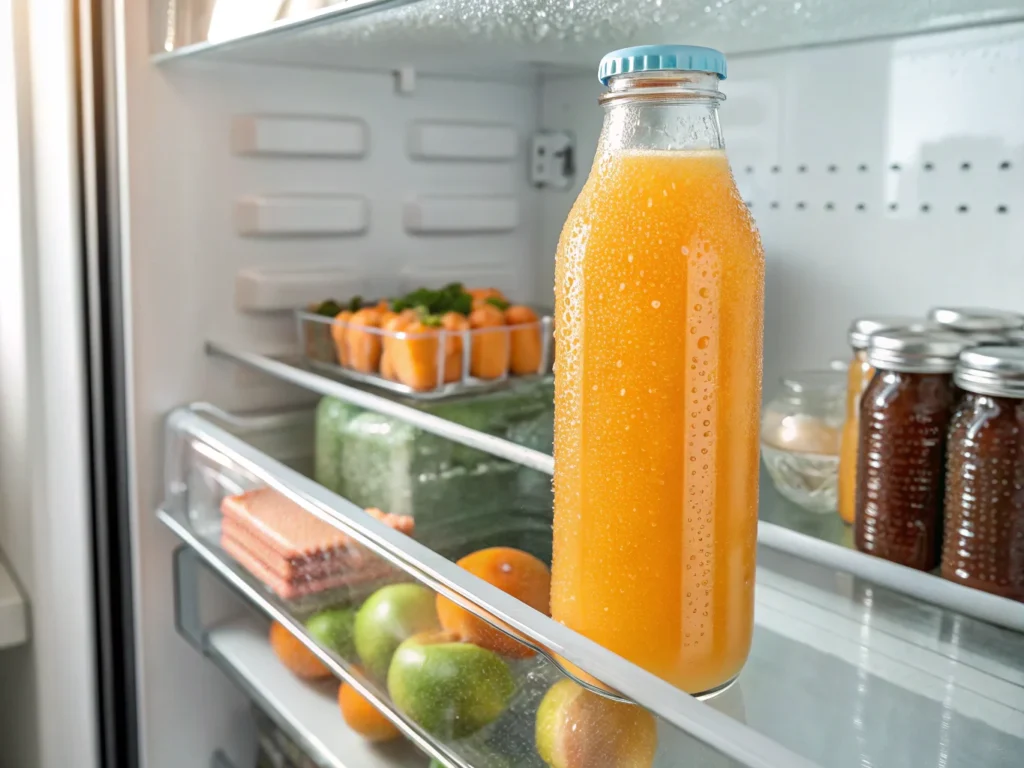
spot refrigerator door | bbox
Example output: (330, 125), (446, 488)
(0, 0), (101, 766)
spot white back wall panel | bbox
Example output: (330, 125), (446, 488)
(540, 21), (1024, 403)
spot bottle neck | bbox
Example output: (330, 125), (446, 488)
(598, 71), (726, 154)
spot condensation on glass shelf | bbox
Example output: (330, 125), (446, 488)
(152, 0), (1024, 72)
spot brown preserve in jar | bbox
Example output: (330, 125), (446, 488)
(943, 347), (1024, 602)
(855, 331), (975, 570)
(838, 316), (931, 525)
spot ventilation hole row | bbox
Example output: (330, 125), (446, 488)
(746, 201), (1011, 214)
(743, 161), (1014, 174)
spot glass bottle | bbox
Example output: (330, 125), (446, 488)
(552, 45), (764, 696)
(943, 346), (1024, 602)
(855, 330), (975, 570)
(837, 316), (926, 525)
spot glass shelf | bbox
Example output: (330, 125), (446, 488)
(757, 481), (1024, 634)
(163, 403), (792, 768)
(208, 343), (1024, 633)
(154, 0), (1024, 73)
(162, 403), (1024, 768)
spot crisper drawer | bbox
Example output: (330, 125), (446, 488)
(160, 404), (1024, 768)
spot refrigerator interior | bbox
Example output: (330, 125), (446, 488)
(106, 1), (1024, 766)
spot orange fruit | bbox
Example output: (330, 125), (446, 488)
(339, 680), (402, 742)
(437, 547), (551, 658)
(269, 621), (331, 680)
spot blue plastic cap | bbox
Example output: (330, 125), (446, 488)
(598, 45), (727, 85)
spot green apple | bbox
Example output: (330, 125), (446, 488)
(388, 631), (515, 739)
(354, 584), (440, 680)
(536, 679), (657, 768)
(305, 607), (356, 660)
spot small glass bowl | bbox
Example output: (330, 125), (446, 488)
(761, 371), (846, 514)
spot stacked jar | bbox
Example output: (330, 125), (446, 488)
(854, 330), (979, 570)
(943, 347), (1024, 602)
(837, 317), (927, 525)
(929, 306), (1024, 335)
(1003, 329), (1024, 346)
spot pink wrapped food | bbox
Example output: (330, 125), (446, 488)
(219, 488), (413, 601)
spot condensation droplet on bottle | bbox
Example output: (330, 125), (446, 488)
(627, 253), (634, 263)
(698, 336), (710, 349)
(651, 300), (661, 309)
(681, 246), (690, 255)
(619, 283), (625, 291)
(647, 197), (653, 207)
(616, 360), (623, 367)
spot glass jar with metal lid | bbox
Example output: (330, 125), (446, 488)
(837, 317), (931, 525)
(855, 330), (978, 570)
(761, 370), (846, 513)
(928, 307), (1024, 334)
(942, 346), (1024, 601)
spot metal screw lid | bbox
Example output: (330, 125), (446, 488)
(928, 306), (1024, 333)
(1004, 329), (1024, 345)
(866, 330), (980, 373)
(955, 346), (1024, 398)
(847, 316), (933, 349)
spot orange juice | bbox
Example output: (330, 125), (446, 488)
(552, 49), (764, 696)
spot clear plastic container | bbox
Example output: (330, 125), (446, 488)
(761, 371), (845, 514)
(314, 381), (554, 564)
(164, 406), (681, 768)
(298, 309), (554, 399)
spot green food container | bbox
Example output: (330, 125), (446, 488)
(315, 380), (554, 563)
